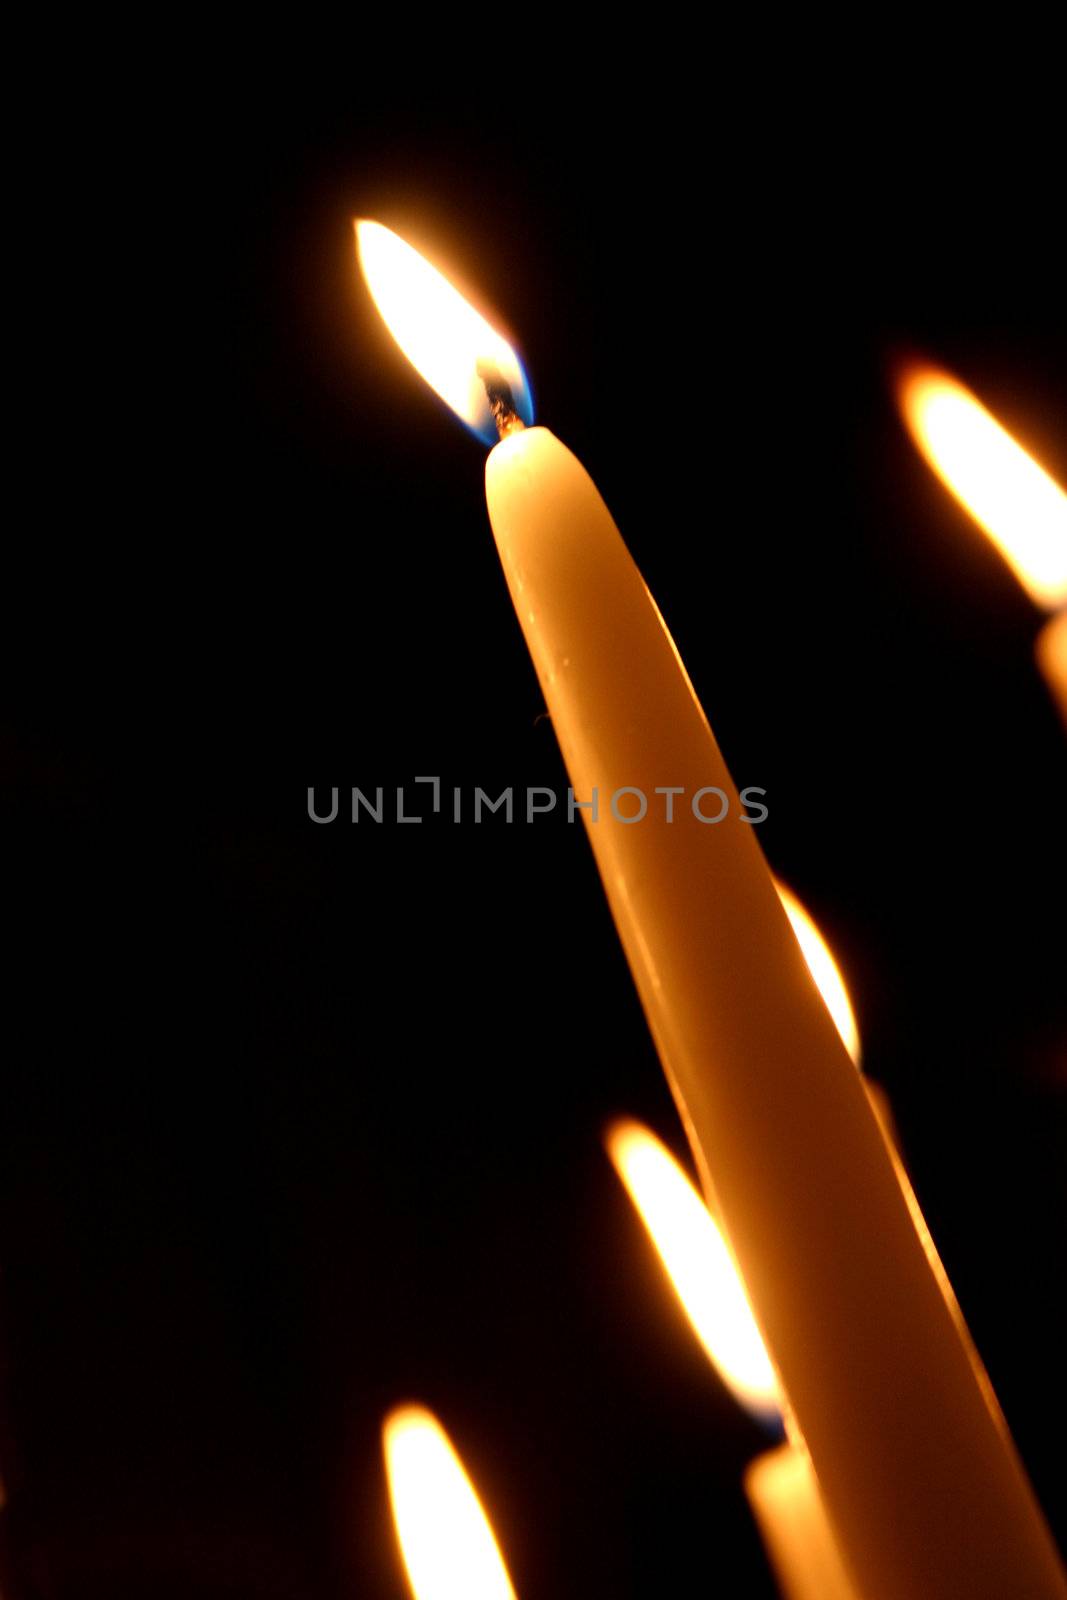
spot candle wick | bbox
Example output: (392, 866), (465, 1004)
(477, 361), (526, 441)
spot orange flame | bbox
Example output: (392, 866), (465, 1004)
(356, 220), (532, 444)
(606, 1120), (781, 1421)
(383, 1406), (518, 1600)
(774, 881), (861, 1067)
(898, 365), (1067, 610)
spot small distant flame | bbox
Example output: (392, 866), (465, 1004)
(356, 220), (533, 445)
(898, 365), (1067, 610)
(774, 881), (861, 1067)
(606, 1120), (781, 1423)
(383, 1405), (518, 1600)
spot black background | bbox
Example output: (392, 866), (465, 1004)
(3, 72), (1066, 1598)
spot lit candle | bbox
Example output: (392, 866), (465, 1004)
(897, 364), (1067, 722)
(358, 221), (1067, 1600)
(383, 1404), (519, 1600)
(606, 1119), (859, 1600)
(1036, 607), (1067, 726)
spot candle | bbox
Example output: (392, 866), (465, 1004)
(607, 1119), (860, 1600)
(1036, 606), (1067, 725)
(745, 1443), (860, 1600)
(358, 221), (1067, 1599)
(897, 364), (1067, 721)
(383, 1404), (519, 1600)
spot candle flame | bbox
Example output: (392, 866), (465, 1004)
(383, 1405), (518, 1600)
(774, 881), (861, 1066)
(606, 1120), (781, 1422)
(356, 220), (533, 446)
(897, 364), (1067, 609)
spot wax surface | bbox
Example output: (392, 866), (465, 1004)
(745, 1443), (860, 1600)
(486, 426), (1067, 1600)
(1037, 608), (1067, 726)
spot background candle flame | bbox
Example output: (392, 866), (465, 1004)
(897, 364), (1067, 609)
(356, 220), (533, 446)
(773, 881), (861, 1067)
(605, 1120), (782, 1423)
(383, 1405), (518, 1600)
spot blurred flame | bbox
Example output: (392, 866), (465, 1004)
(898, 365), (1067, 609)
(356, 220), (532, 445)
(606, 1120), (781, 1421)
(774, 881), (861, 1066)
(383, 1406), (518, 1600)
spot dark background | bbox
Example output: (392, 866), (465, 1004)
(3, 76), (1065, 1598)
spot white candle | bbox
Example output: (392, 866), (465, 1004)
(358, 222), (1067, 1600)
(745, 1442), (859, 1600)
(485, 421), (1065, 1597)
(1036, 607), (1067, 724)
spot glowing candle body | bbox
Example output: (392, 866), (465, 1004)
(486, 426), (1067, 1600)
(1037, 608), (1067, 724)
(745, 1444), (860, 1600)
